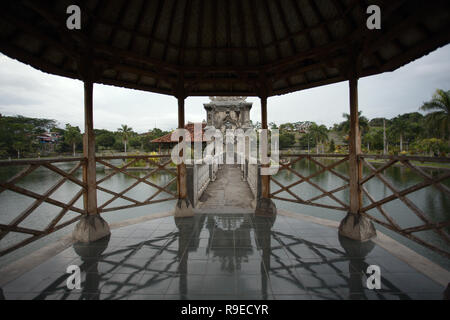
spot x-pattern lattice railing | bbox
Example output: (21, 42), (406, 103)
(95, 155), (177, 213)
(270, 154), (350, 212)
(359, 155), (450, 258)
(0, 157), (86, 257)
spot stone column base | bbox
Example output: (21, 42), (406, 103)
(73, 214), (111, 243)
(339, 212), (376, 242)
(255, 198), (277, 217)
(174, 198), (194, 217)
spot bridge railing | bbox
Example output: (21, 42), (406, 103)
(358, 154), (450, 258)
(271, 153), (450, 258)
(0, 154), (179, 258)
(186, 152), (223, 208)
(95, 154), (177, 213)
(271, 154), (350, 211)
(0, 157), (87, 257)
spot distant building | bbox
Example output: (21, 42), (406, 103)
(151, 97), (254, 149)
(204, 96), (253, 134)
(37, 132), (60, 144)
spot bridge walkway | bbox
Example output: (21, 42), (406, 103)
(196, 164), (254, 213)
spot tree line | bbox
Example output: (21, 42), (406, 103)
(0, 117), (170, 159)
(0, 89), (448, 158)
(275, 89), (450, 156)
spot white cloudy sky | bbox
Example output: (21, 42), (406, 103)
(1, 44), (450, 133)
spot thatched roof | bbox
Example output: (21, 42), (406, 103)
(1, 0), (449, 97)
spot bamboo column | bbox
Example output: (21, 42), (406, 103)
(255, 93), (276, 216)
(260, 95), (270, 199)
(83, 80), (98, 214)
(177, 96), (187, 201)
(348, 74), (362, 214)
(174, 89), (193, 217)
(73, 57), (110, 243)
(338, 62), (375, 241)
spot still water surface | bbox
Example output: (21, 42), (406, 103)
(0, 158), (449, 270)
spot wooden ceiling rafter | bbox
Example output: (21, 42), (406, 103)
(2, 0), (449, 98)
(236, 0), (249, 66)
(177, 0), (193, 65)
(225, 0), (232, 67)
(194, 0), (205, 67)
(262, 0), (283, 71)
(249, 0), (266, 66)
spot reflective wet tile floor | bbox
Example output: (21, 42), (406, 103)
(0, 213), (446, 300)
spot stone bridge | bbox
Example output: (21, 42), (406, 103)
(186, 153), (260, 214)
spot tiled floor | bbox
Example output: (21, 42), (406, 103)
(0, 213), (446, 300)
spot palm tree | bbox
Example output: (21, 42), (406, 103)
(341, 111), (370, 135)
(420, 89), (450, 140)
(118, 124), (133, 153)
(64, 124), (82, 156)
(390, 117), (409, 152)
(309, 123), (328, 153)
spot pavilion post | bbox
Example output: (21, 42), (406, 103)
(260, 96), (270, 199)
(73, 61), (110, 243)
(348, 76), (362, 214)
(255, 95), (277, 216)
(338, 67), (375, 241)
(174, 95), (194, 217)
(82, 80), (98, 215)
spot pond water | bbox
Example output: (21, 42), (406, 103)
(271, 158), (450, 270)
(0, 160), (176, 268)
(0, 158), (449, 271)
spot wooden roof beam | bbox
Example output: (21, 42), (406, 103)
(177, 0), (193, 65)
(225, 0), (232, 66)
(107, 0), (129, 42)
(249, 0), (266, 65)
(274, 0), (297, 56)
(236, 0), (249, 66)
(0, 12), (80, 60)
(194, 0), (205, 66)
(262, 0), (282, 62)
(212, 0), (218, 66)
(126, 0), (149, 51)
(378, 22), (450, 74)
(21, 0), (89, 53)
(161, 0), (178, 63)
(144, 0), (164, 57)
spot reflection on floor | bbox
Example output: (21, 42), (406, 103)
(0, 213), (446, 300)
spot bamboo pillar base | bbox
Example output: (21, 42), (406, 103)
(338, 212), (376, 242)
(255, 198), (277, 217)
(174, 198), (194, 217)
(73, 215), (111, 243)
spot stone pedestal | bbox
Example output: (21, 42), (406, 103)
(174, 198), (194, 217)
(338, 212), (376, 241)
(255, 198), (277, 217)
(73, 214), (111, 243)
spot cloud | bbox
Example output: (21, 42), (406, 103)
(1, 44), (449, 132)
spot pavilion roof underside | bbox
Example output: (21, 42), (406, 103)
(1, 0), (449, 97)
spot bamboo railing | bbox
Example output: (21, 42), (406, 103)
(0, 157), (86, 257)
(271, 154), (450, 258)
(270, 154), (350, 212)
(0, 154), (178, 257)
(358, 155), (450, 258)
(95, 155), (177, 213)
